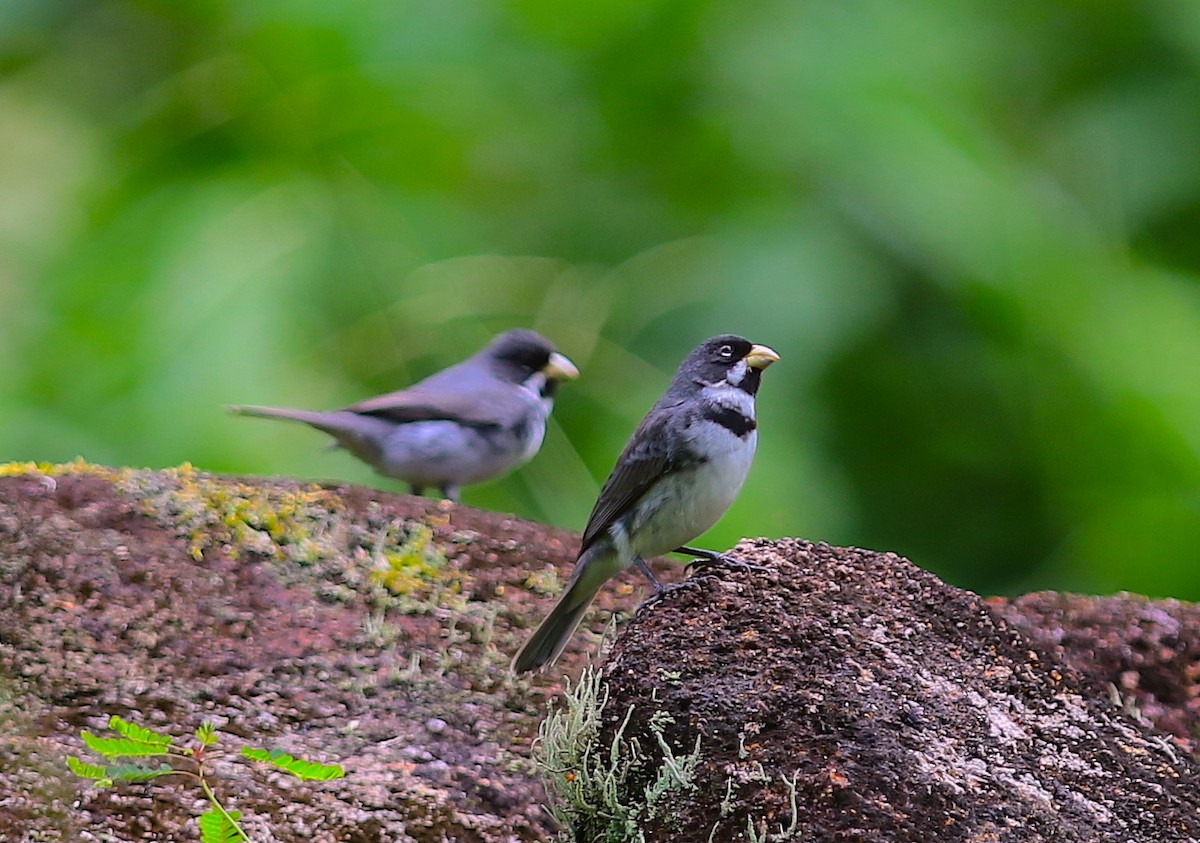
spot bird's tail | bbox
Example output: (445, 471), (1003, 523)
(227, 405), (369, 445)
(226, 404), (340, 429)
(228, 405), (396, 467)
(511, 547), (616, 674)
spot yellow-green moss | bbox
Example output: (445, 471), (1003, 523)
(115, 463), (343, 563)
(521, 566), (562, 597)
(0, 460), (458, 615)
(0, 458), (119, 480)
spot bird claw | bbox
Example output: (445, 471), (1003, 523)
(684, 553), (769, 574)
(640, 578), (705, 608)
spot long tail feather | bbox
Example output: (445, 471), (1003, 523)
(512, 545), (621, 673)
(510, 588), (595, 674)
(226, 405), (339, 428)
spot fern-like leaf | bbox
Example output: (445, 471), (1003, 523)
(81, 731), (171, 758)
(80, 715), (173, 758)
(108, 716), (172, 747)
(241, 747), (345, 781)
(67, 755), (113, 787)
(198, 807), (244, 843)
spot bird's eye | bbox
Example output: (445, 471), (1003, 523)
(718, 344), (734, 358)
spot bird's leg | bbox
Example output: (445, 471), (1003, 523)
(674, 545), (769, 573)
(439, 484), (460, 502)
(637, 555), (706, 607)
(410, 485), (425, 497)
(634, 557), (664, 593)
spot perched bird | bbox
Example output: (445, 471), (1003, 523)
(512, 334), (779, 673)
(229, 329), (578, 501)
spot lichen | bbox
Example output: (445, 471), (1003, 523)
(0, 461), (460, 618)
(537, 664), (702, 843)
(0, 458), (117, 480)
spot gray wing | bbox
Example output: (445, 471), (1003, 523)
(346, 381), (533, 429)
(345, 355), (535, 428)
(579, 403), (699, 551)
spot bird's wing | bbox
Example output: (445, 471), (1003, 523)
(580, 403), (699, 551)
(345, 380), (531, 429)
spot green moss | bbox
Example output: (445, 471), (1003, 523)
(521, 566), (562, 597)
(374, 523), (449, 595)
(0, 458), (118, 480)
(0, 461), (458, 616)
(112, 463), (343, 564)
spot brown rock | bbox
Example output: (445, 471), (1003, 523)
(995, 592), (1200, 757)
(598, 539), (1200, 842)
(0, 465), (642, 842)
(2, 467), (1198, 842)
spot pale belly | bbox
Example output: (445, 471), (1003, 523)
(628, 433), (756, 558)
(378, 413), (546, 487)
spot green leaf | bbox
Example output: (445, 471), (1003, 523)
(67, 755), (111, 785)
(68, 756), (174, 787)
(199, 807), (244, 843)
(108, 716), (172, 748)
(195, 721), (218, 747)
(241, 747), (345, 781)
(80, 731), (170, 759)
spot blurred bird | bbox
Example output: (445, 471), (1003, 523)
(229, 329), (578, 501)
(512, 334), (779, 673)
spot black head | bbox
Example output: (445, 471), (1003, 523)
(483, 329), (579, 390)
(670, 334), (779, 397)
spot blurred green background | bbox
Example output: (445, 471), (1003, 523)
(3, 1), (1199, 598)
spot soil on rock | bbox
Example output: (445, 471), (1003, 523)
(601, 539), (1200, 843)
(0, 468), (655, 843)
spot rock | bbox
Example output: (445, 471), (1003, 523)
(593, 539), (1200, 842)
(2, 466), (1198, 842)
(995, 591), (1200, 757)
(0, 465), (627, 843)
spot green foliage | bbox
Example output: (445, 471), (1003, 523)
(199, 808), (244, 843)
(196, 721), (218, 747)
(3, 1), (1200, 599)
(537, 665), (701, 842)
(79, 731), (171, 758)
(80, 715), (173, 758)
(65, 756), (112, 786)
(241, 747), (345, 781)
(67, 715), (343, 841)
(107, 715), (173, 747)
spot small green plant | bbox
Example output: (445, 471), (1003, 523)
(537, 665), (702, 842)
(743, 770), (802, 843)
(68, 715), (344, 842)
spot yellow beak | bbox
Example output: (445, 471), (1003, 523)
(745, 344), (780, 370)
(544, 352), (580, 381)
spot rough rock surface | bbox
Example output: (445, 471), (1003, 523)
(2, 466), (1199, 842)
(0, 465), (648, 843)
(600, 539), (1200, 843)
(994, 592), (1200, 758)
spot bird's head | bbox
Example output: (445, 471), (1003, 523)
(485, 329), (579, 397)
(675, 334), (780, 396)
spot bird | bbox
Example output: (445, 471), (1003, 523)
(229, 329), (579, 501)
(512, 334), (779, 673)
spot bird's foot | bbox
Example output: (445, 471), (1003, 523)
(639, 577), (705, 608)
(676, 546), (769, 574)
